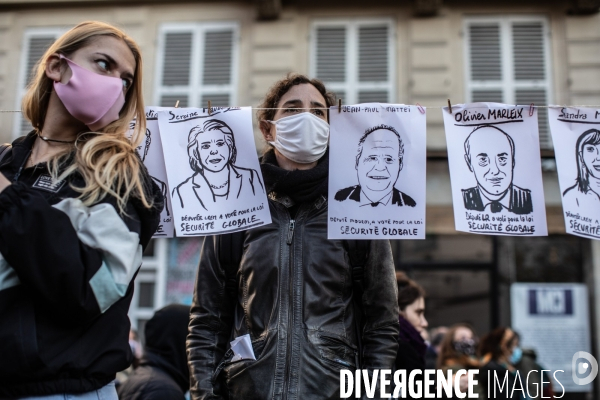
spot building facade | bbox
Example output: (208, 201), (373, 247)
(0, 0), (599, 397)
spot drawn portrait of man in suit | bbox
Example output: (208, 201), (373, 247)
(462, 125), (533, 214)
(173, 119), (264, 211)
(335, 124), (416, 208)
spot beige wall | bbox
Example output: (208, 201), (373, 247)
(565, 13), (600, 105)
(1, 4), (597, 130)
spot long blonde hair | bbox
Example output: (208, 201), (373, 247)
(21, 21), (151, 212)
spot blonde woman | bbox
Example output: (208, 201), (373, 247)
(0, 21), (163, 399)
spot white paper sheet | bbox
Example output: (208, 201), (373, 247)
(158, 107), (271, 236)
(549, 107), (600, 240)
(130, 107), (174, 238)
(443, 103), (547, 236)
(230, 334), (256, 362)
(328, 104), (426, 239)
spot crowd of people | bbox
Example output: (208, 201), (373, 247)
(395, 273), (555, 400)
(113, 274), (554, 400)
(0, 19), (557, 400)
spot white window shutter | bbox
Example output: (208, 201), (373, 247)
(357, 25), (389, 103)
(312, 20), (393, 104)
(471, 90), (503, 103)
(511, 21), (550, 148)
(202, 30), (233, 85)
(315, 26), (346, 82)
(200, 29), (235, 107)
(17, 34), (58, 136)
(512, 22), (545, 81)
(156, 23), (238, 109)
(466, 17), (552, 149)
(469, 23), (502, 82)
(159, 31), (193, 107)
(162, 32), (192, 86)
(315, 26), (347, 101)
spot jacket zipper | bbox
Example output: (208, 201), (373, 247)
(286, 219), (295, 245)
(284, 217), (295, 399)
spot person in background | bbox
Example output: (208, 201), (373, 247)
(115, 329), (143, 387)
(0, 21), (162, 399)
(187, 74), (399, 399)
(395, 272), (428, 373)
(512, 332), (554, 399)
(437, 323), (482, 398)
(478, 327), (522, 400)
(118, 304), (191, 400)
(130, 329), (143, 367)
(425, 326), (448, 370)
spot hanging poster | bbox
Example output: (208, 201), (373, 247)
(443, 103), (547, 236)
(328, 103), (426, 239)
(549, 107), (600, 240)
(158, 106), (270, 236)
(130, 107), (174, 238)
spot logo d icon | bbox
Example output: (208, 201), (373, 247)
(572, 351), (598, 385)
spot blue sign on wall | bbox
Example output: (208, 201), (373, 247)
(528, 289), (573, 316)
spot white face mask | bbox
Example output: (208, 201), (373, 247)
(268, 112), (330, 164)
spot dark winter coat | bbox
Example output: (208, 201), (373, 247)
(395, 316), (426, 373)
(118, 304), (191, 400)
(0, 132), (162, 398)
(187, 191), (400, 400)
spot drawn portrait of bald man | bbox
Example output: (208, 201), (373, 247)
(462, 125), (533, 214)
(335, 124), (416, 208)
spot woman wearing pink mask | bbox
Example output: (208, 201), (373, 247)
(188, 74), (399, 399)
(0, 21), (163, 399)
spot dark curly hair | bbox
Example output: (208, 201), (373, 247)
(256, 73), (336, 123)
(478, 326), (516, 360)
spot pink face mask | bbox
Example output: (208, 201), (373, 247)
(53, 54), (126, 131)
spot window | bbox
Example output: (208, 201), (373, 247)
(128, 238), (168, 333)
(465, 16), (552, 148)
(13, 28), (65, 138)
(155, 23), (239, 108)
(310, 19), (395, 104)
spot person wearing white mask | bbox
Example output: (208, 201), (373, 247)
(187, 74), (399, 399)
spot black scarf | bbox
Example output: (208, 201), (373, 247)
(260, 149), (329, 205)
(398, 315), (427, 358)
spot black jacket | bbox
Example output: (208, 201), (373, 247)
(480, 361), (518, 400)
(395, 317), (426, 373)
(118, 362), (185, 400)
(0, 133), (162, 398)
(187, 192), (399, 400)
(335, 185), (417, 207)
(118, 304), (190, 400)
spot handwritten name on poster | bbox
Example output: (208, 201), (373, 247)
(158, 107), (271, 236)
(328, 104), (426, 239)
(443, 103), (547, 236)
(550, 107), (600, 240)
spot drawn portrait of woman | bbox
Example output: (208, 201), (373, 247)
(173, 118), (264, 210)
(563, 128), (600, 208)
